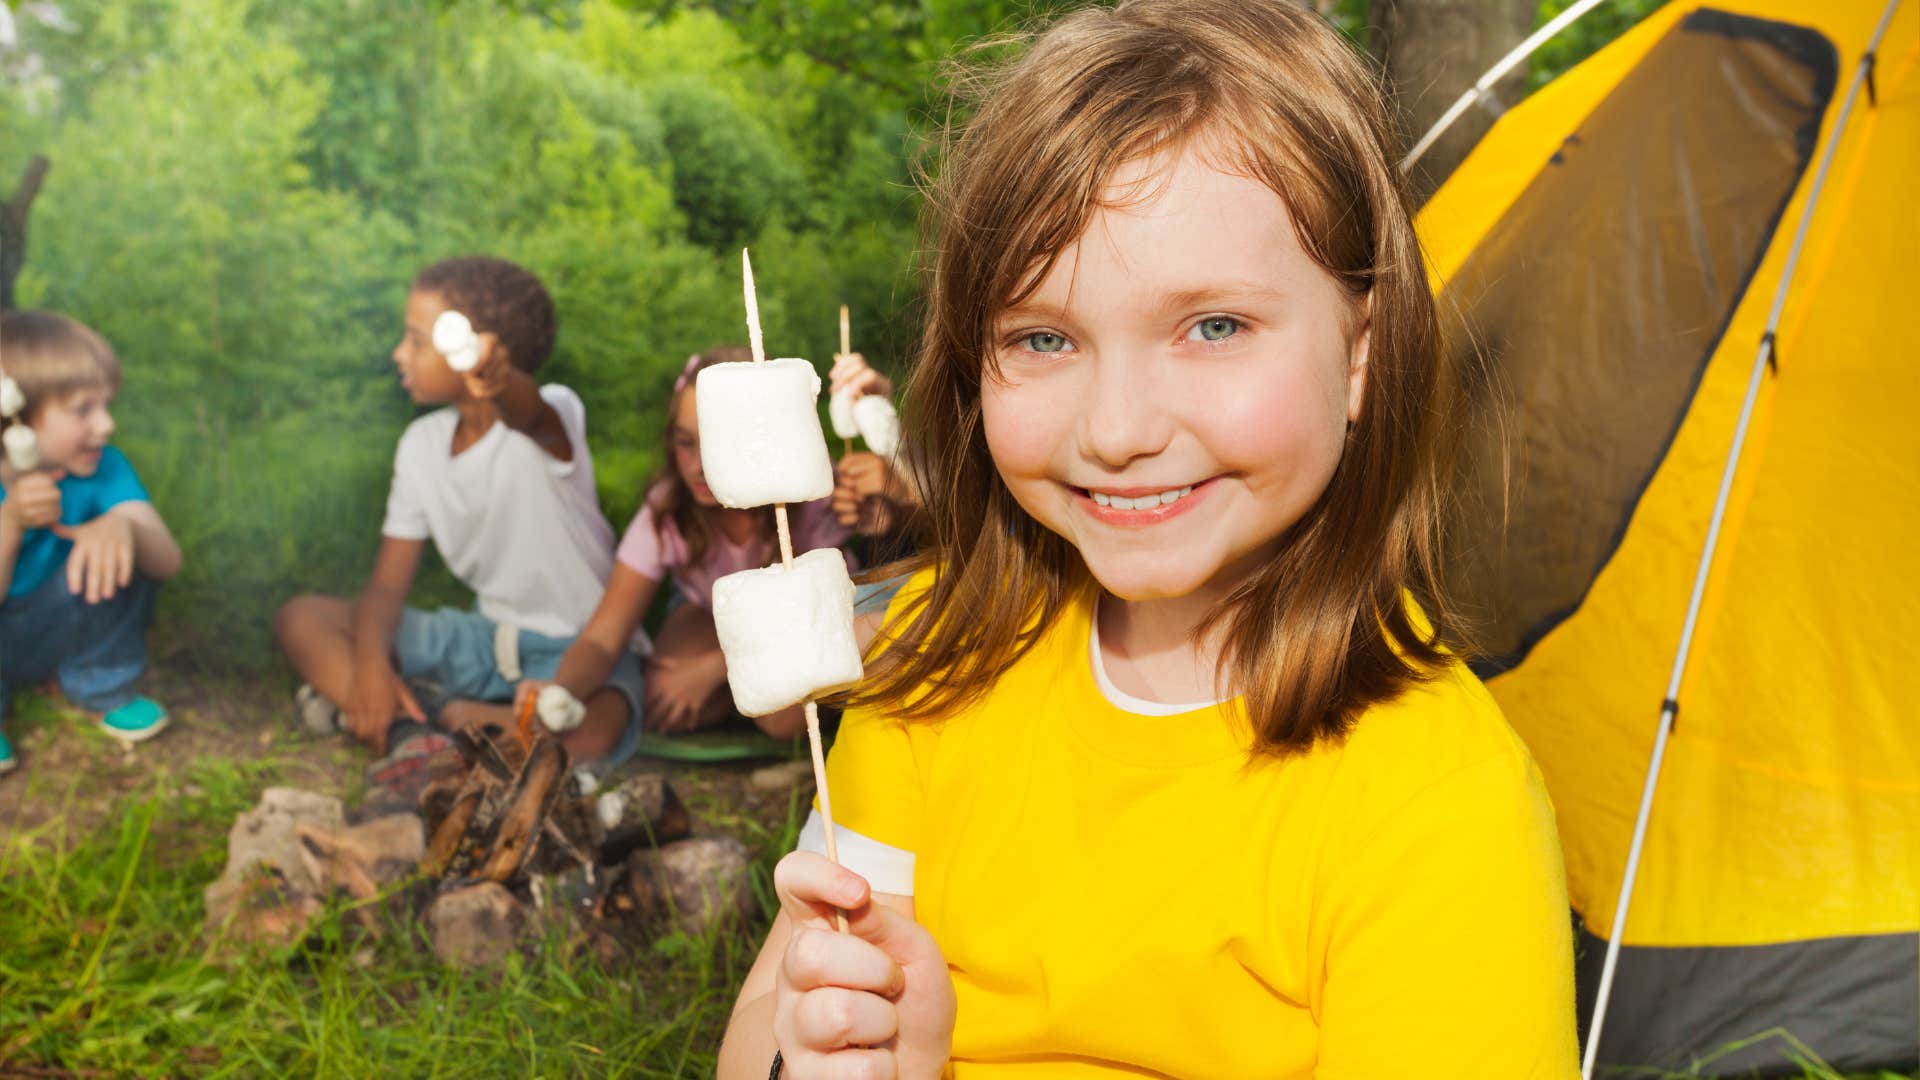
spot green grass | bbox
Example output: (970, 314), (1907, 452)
(0, 747), (1910, 1078)
(0, 752), (801, 1078)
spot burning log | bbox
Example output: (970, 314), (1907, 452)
(474, 736), (570, 884)
(422, 785), (483, 879)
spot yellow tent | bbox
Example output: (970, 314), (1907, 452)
(1418, 0), (1920, 1073)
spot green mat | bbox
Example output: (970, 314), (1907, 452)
(626, 728), (803, 763)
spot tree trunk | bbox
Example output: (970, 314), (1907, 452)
(1375, 0), (1535, 200)
(1, 156), (50, 311)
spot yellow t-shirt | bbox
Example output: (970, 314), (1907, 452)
(816, 575), (1579, 1078)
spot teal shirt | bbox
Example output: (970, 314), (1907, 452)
(0, 446), (150, 599)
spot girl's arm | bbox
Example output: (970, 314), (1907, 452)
(547, 562), (659, 697)
(106, 500), (182, 581)
(718, 853), (953, 1080)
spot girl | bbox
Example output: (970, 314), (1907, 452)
(513, 347), (855, 741)
(718, 2), (1578, 1077)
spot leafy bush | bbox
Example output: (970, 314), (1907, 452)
(0, 0), (918, 671)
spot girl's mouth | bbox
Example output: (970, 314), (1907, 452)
(1075, 478), (1211, 524)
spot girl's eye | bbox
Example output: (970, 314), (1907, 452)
(1189, 316), (1241, 343)
(1022, 331), (1071, 354)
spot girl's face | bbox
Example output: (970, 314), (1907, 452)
(982, 144), (1367, 605)
(392, 289), (469, 405)
(31, 386), (117, 477)
(671, 387), (718, 507)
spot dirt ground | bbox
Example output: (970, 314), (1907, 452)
(0, 662), (812, 853)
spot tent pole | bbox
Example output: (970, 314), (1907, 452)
(1399, 0), (1614, 174)
(1579, 2), (1907, 1074)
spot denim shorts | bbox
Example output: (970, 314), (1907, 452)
(392, 606), (645, 768)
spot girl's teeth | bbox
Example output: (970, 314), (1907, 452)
(1091, 485), (1196, 511)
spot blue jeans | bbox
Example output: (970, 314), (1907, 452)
(0, 573), (157, 716)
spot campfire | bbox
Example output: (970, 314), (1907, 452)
(204, 721), (762, 967)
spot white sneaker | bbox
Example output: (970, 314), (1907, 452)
(294, 683), (341, 736)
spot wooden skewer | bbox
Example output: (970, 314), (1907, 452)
(515, 689), (540, 750)
(838, 304), (853, 456)
(743, 250), (848, 931)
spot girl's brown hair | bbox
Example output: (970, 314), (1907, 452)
(860, 0), (1459, 754)
(0, 310), (122, 430)
(649, 345), (773, 568)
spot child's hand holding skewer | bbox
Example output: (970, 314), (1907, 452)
(0, 470), (63, 532)
(829, 352), (893, 401)
(772, 851), (956, 1080)
(457, 334), (515, 402)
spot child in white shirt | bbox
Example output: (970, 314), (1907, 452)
(274, 256), (641, 782)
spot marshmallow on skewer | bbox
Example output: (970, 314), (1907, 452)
(694, 357), (835, 508)
(432, 310), (483, 373)
(829, 386), (861, 441)
(3, 425), (39, 471)
(536, 684), (587, 733)
(711, 548), (865, 717)
(852, 394), (901, 458)
(0, 376), (23, 418)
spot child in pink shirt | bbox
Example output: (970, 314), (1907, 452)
(514, 347), (853, 740)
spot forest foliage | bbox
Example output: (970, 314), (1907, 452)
(0, 0), (1655, 671)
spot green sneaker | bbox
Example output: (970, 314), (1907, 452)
(100, 697), (169, 743)
(0, 728), (16, 774)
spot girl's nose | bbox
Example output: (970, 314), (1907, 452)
(1079, 349), (1174, 469)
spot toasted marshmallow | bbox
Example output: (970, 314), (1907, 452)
(695, 358), (835, 508)
(829, 386), (861, 440)
(711, 548), (864, 716)
(3, 424), (39, 471)
(852, 394), (900, 458)
(536, 684), (587, 733)
(432, 309), (482, 373)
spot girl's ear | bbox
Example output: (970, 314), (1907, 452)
(1346, 292), (1371, 424)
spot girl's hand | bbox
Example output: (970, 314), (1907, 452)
(55, 512), (134, 603)
(513, 678), (552, 719)
(345, 664), (426, 754)
(772, 852), (955, 1080)
(0, 469), (63, 532)
(830, 352), (893, 401)
(644, 649), (726, 733)
(833, 454), (901, 534)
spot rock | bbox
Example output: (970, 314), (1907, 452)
(590, 772), (692, 865)
(296, 814), (425, 902)
(204, 788), (345, 944)
(749, 759), (813, 793)
(427, 882), (531, 968)
(597, 835), (754, 938)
